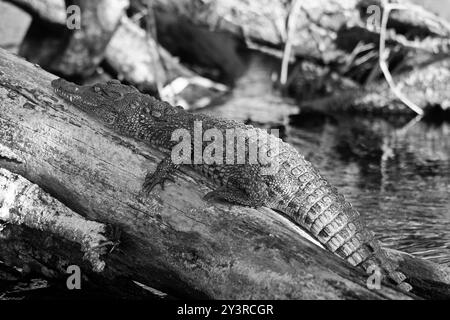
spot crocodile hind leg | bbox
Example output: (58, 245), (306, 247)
(204, 185), (266, 208)
(143, 156), (179, 194)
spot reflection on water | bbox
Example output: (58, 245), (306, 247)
(288, 112), (450, 266)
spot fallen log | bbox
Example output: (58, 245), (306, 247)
(17, 0), (128, 77)
(12, 0), (449, 81)
(6, 0), (196, 84)
(9, 0), (450, 62)
(8, 0), (449, 116)
(4, 0), (66, 25)
(152, 0), (450, 66)
(0, 168), (112, 273)
(149, 0), (450, 115)
(0, 168), (168, 299)
(6, 0), (227, 109)
(105, 15), (195, 86)
(292, 58), (450, 116)
(0, 48), (449, 299)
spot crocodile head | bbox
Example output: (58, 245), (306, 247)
(51, 78), (139, 124)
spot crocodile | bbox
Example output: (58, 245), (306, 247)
(51, 77), (412, 292)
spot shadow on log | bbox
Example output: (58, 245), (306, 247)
(0, 48), (449, 299)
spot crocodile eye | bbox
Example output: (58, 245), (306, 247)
(104, 89), (121, 99)
(151, 110), (162, 118)
(93, 86), (101, 92)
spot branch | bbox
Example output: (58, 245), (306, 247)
(379, 2), (424, 115)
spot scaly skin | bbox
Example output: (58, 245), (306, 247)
(51, 78), (412, 292)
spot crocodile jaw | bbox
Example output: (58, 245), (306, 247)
(51, 78), (98, 108)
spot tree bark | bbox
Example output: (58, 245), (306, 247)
(0, 48), (448, 299)
(16, 0), (128, 77)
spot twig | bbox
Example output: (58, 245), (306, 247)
(379, 0), (450, 115)
(130, 8), (149, 23)
(280, 0), (302, 85)
(364, 60), (381, 86)
(396, 114), (423, 136)
(144, 0), (175, 102)
(379, 1), (424, 116)
(161, 76), (228, 98)
(392, 34), (450, 55)
(341, 42), (375, 74)
(0, 43), (19, 49)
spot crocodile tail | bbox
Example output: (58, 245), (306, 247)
(278, 169), (412, 292)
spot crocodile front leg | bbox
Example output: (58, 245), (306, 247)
(143, 156), (179, 193)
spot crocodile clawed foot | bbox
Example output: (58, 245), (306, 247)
(203, 186), (265, 209)
(203, 191), (236, 211)
(143, 173), (175, 194)
(143, 174), (159, 194)
(91, 225), (122, 254)
(398, 282), (413, 292)
(203, 190), (219, 202)
(203, 186), (237, 203)
(142, 157), (179, 195)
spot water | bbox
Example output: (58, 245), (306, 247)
(194, 48), (450, 266)
(287, 112), (450, 266)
